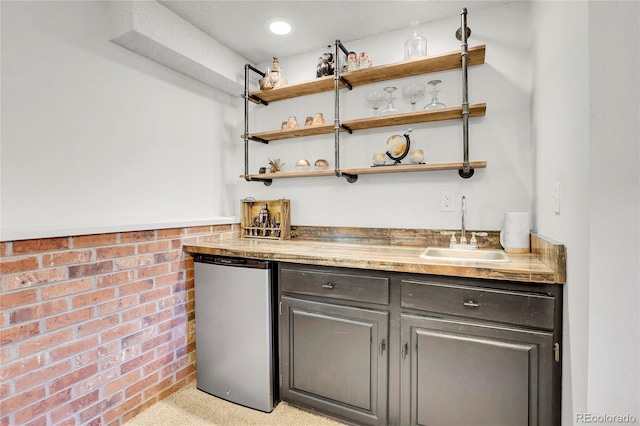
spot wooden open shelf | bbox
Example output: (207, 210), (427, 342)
(249, 45), (486, 104)
(241, 161), (487, 181)
(246, 104), (486, 142)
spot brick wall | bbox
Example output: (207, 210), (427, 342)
(0, 224), (238, 425)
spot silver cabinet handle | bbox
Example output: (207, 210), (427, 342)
(402, 342), (408, 359)
(321, 282), (337, 289)
(463, 300), (480, 307)
(379, 339), (386, 355)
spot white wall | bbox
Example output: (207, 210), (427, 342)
(586, 0), (639, 417)
(0, 1), (240, 240)
(532, 0), (639, 423)
(236, 2), (533, 231)
(530, 2), (591, 422)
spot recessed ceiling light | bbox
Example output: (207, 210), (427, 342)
(268, 20), (291, 35)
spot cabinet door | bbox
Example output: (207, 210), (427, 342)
(400, 314), (554, 426)
(280, 296), (389, 426)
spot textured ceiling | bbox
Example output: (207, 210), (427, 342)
(159, 1), (515, 64)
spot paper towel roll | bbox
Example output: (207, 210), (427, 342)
(500, 212), (530, 254)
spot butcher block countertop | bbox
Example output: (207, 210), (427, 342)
(183, 226), (566, 284)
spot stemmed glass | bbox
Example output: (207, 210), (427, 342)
(424, 80), (446, 110)
(365, 90), (387, 116)
(402, 83), (426, 111)
(380, 87), (400, 116)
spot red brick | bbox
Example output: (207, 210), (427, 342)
(95, 245), (135, 260)
(18, 327), (74, 357)
(68, 261), (113, 279)
(78, 392), (122, 424)
(143, 353), (174, 377)
(122, 302), (156, 322)
(161, 357), (186, 379)
(139, 286), (171, 303)
(141, 309), (172, 328)
(0, 288), (38, 310)
(5, 268), (66, 291)
(153, 250), (182, 265)
(45, 306), (94, 331)
(49, 362), (99, 393)
(156, 228), (183, 239)
(185, 226), (212, 235)
(71, 288), (117, 308)
(98, 294), (138, 315)
(120, 351), (154, 374)
(73, 233), (117, 248)
(176, 362), (196, 382)
(0, 256), (38, 274)
(113, 255), (152, 271)
(0, 321), (40, 345)
(121, 328), (155, 349)
(14, 388), (72, 424)
(141, 332), (172, 353)
(137, 241), (170, 254)
(13, 237), (69, 254)
(74, 367), (118, 395)
(119, 279), (153, 295)
(49, 335), (99, 362)
(137, 264), (169, 279)
(103, 370), (141, 396)
(41, 250), (93, 267)
(2, 384), (47, 413)
(103, 394), (141, 424)
(125, 372), (158, 398)
(120, 231), (154, 243)
(96, 270), (135, 288)
(9, 299), (69, 324)
(41, 278), (93, 300)
(0, 353), (46, 381)
(77, 314), (119, 337)
(0, 242), (9, 256)
(155, 271), (183, 287)
(101, 321), (141, 344)
(15, 360), (72, 392)
(51, 389), (99, 424)
(142, 375), (173, 400)
(101, 345), (141, 370)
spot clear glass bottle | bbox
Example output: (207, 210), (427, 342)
(404, 21), (427, 60)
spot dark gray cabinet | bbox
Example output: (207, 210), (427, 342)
(400, 314), (553, 426)
(278, 264), (562, 426)
(279, 265), (390, 425)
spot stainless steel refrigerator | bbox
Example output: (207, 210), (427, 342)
(193, 254), (276, 412)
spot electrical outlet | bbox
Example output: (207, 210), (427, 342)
(441, 191), (455, 212)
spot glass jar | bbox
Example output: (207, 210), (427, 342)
(404, 21), (427, 60)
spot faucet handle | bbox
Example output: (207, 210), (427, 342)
(469, 232), (488, 248)
(441, 231), (457, 247)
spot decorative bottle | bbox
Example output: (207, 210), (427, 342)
(404, 21), (427, 60)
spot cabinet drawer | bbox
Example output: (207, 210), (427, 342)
(280, 267), (389, 305)
(401, 279), (555, 330)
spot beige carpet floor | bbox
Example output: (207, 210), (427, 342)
(126, 381), (346, 426)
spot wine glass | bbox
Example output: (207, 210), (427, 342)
(380, 87), (400, 116)
(365, 90), (387, 116)
(402, 83), (426, 111)
(424, 80), (446, 110)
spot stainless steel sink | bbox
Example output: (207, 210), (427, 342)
(420, 247), (510, 263)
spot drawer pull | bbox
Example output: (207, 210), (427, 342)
(463, 300), (480, 308)
(321, 282), (337, 289)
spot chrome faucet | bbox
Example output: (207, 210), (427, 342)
(441, 195), (487, 250)
(460, 195), (467, 245)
